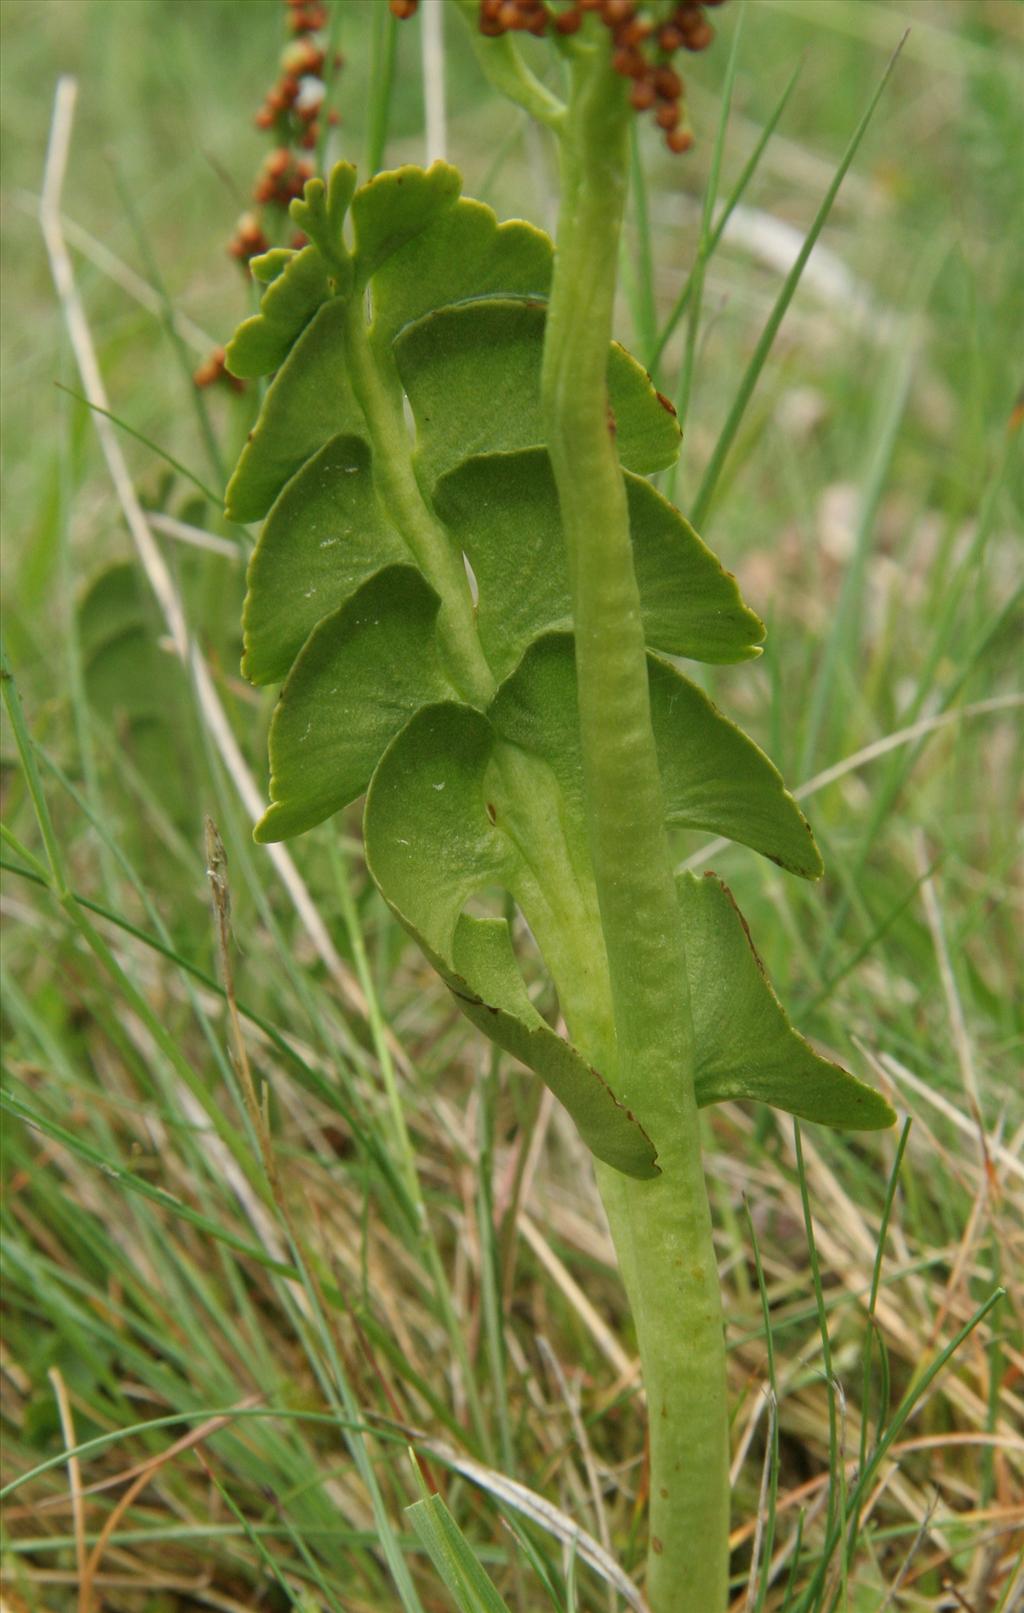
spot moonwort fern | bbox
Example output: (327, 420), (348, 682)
(226, 155), (893, 1607)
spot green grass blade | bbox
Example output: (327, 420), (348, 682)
(365, 4), (399, 175)
(626, 122), (657, 361)
(0, 849), (409, 1211)
(0, 1088), (293, 1276)
(666, 0), (745, 506)
(327, 837), (494, 1457)
(646, 59), (801, 377)
(1, 642), (69, 891)
(745, 1200), (781, 1613)
(798, 325), (920, 776)
(846, 1119), (912, 1573)
(110, 159), (227, 486)
(691, 34), (907, 530)
(53, 381), (225, 508)
(792, 1286), (1007, 1613)
(406, 1492), (514, 1613)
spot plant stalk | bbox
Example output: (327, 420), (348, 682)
(339, 295), (495, 708)
(539, 37), (730, 1611)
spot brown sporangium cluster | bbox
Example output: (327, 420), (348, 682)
(390, 0), (725, 154)
(234, 0), (340, 261)
(197, 0), (339, 391)
(192, 346), (245, 393)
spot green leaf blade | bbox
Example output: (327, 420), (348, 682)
(241, 435), (407, 686)
(405, 1492), (513, 1613)
(433, 450), (572, 685)
(608, 339), (682, 472)
(434, 451), (764, 683)
(489, 634), (820, 881)
(398, 301), (680, 492)
(650, 655), (823, 881)
(370, 196), (552, 352)
(364, 702), (512, 955)
(289, 161), (358, 276)
(225, 302), (365, 525)
(224, 245), (333, 380)
(351, 160), (463, 284)
(626, 472), (765, 664)
(683, 873), (896, 1130)
(255, 566), (453, 844)
(452, 915), (658, 1178)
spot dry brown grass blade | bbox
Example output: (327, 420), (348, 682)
(76, 1397), (261, 1613)
(519, 1211), (636, 1380)
(536, 1332), (617, 1590)
(45, 1369), (86, 1596)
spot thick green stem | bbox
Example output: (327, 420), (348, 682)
(539, 40), (730, 1611)
(340, 297), (496, 709)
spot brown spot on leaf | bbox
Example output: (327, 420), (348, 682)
(448, 985), (484, 1008)
(485, 801), (497, 824)
(652, 1536), (664, 1555)
(656, 390), (677, 417)
(705, 871), (770, 979)
(580, 1060), (660, 1172)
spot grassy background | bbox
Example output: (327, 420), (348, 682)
(2, 1), (1021, 1610)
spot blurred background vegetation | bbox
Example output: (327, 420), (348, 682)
(1, 2), (1021, 1610)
